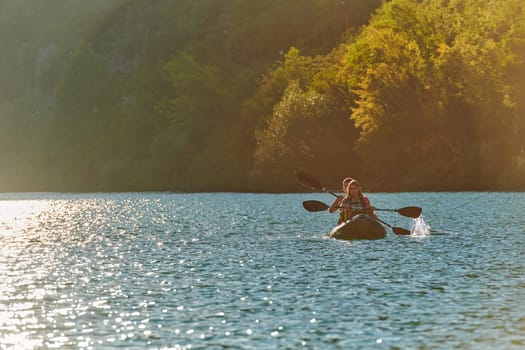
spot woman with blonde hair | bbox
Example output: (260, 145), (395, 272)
(329, 178), (376, 224)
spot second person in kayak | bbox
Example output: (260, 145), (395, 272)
(329, 178), (376, 224)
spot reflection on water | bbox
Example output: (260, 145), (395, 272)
(0, 196), (132, 349)
(0, 192), (524, 349)
(1, 200), (50, 348)
(0, 200), (49, 236)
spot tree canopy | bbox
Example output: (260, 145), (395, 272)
(1, 0), (524, 192)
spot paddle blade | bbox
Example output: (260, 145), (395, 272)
(397, 206), (422, 218)
(296, 170), (323, 191)
(392, 227), (411, 235)
(302, 200), (329, 212)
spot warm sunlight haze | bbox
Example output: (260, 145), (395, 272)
(1, 0), (524, 348)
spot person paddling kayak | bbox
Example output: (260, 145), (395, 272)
(329, 178), (376, 224)
(328, 177), (352, 221)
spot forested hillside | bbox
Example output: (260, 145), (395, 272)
(1, 0), (524, 192)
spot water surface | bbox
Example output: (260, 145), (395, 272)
(1, 192), (524, 349)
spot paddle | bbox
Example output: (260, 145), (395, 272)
(302, 200), (330, 212)
(296, 170), (339, 197)
(302, 200), (412, 235)
(373, 206), (422, 218)
(375, 217), (411, 235)
(297, 170), (422, 218)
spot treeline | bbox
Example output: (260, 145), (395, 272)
(254, 0), (525, 191)
(1, 0), (524, 192)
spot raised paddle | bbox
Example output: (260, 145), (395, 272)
(296, 170), (338, 197)
(296, 170), (422, 218)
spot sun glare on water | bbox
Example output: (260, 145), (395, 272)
(0, 199), (60, 349)
(0, 199), (51, 237)
(0, 196), (121, 349)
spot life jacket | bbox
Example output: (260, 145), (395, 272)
(338, 195), (369, 223)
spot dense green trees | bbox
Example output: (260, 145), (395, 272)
(249, 47), (361, 190)
(252, 0), (525, 190)
(0, 0), (524, 192)
(343, 0), (525, 189)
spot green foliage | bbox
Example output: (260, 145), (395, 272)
(333, 0), (525, 189)
(151, 52), (229, 188)
(252, 77), (359, 190)
(48, 46), (123, 189)
(253, 81), (330, 176)
(55, 47), (120, 117)
(1, 0), (524, 191)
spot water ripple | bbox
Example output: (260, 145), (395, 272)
(0, 192), (524, 349)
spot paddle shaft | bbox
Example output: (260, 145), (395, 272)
(375, 217), (411, 235)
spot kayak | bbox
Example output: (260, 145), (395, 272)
(327, 214), (386, 240)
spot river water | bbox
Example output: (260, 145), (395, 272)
(0, 192), (524, 349)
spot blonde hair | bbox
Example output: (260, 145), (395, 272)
(348, 179), (362, 191)
(346, 179), (363, 198)
(342, 177), (353, 187)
